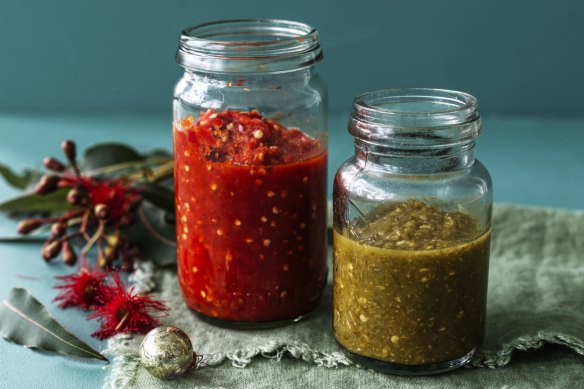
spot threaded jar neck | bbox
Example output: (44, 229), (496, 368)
(350, 88), (480, 147)
(349, 89), (482, 174)
(176, 19), (323, 74)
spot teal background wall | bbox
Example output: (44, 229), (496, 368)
(1, 0), (583, 115)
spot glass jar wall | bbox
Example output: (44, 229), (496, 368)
(173, 20), (328, 328)
(333, 88), (492, 374)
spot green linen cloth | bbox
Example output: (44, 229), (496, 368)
(103, 205), (584, 388)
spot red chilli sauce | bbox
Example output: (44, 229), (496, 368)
(174, 109), (327, 323)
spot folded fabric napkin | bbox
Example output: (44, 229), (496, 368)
(104, 204), (584, 388)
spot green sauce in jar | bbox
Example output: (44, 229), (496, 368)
(333, 200), (490, 366)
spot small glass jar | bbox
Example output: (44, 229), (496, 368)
(173, 20), (328, 328)
(333, 88), (492, 374)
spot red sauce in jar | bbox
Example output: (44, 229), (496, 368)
(174, 109), (327, 322)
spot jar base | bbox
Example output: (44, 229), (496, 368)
(190, 309), (309, 330)
(338, 342), (477, 375)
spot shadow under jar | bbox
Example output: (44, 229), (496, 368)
(333, 89), (492, 374)
(173, 20), (328, 329)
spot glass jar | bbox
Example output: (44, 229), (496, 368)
(333, 88), (492, 374)
(173, 19), (328, 328)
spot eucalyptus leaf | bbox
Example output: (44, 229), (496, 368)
(0, 236), (46, 243)
(141, 183), (175, 213)
(0, 288), (108, 361)
(83, 143), (144, 170)
(88, 157), (171, 179)
(144, 149), (172, 159)
(0, 188), (70, 213)
(127, 202), (176, 267)
(0, 164), (39, 190)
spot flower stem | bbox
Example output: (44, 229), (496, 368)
(129, 160), (174, 183)
(81, 220), (105, 256)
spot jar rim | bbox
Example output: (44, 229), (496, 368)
(353, 88), (479, 125)
(176, 19), (323, 73)
(350, 88), (481, 144)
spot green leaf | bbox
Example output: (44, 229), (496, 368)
(89, 157), (171, 178)
(83, 143), (145, 171)
(0, 236), (46, 243)
(0, 164), (39, 190)
(144, 149), (172, 159)
(0, 288), (108, 361)
(141, 183), (175, 213)
(127, 202), (176, 267)
(0, 188), (71, 213)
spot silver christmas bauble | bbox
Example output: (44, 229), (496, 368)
(139, 326), (195, 379)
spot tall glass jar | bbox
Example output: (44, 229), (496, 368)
(333, 89), (492, 374)
(173, 20), (328, 328)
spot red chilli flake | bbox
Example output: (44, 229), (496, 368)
(53, 266), (109, 310)
(88, 272), (168, 339)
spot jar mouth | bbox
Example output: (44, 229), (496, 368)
(350, 88), (481, 144)
(176, 19), (323, 73)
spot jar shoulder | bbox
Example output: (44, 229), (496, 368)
(334, 158), (492, 204)
(173, 70), (327, 110)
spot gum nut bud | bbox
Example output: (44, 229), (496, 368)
(61, 140), (77, 161)
(17, 219), (43, 235)
(140, 326), (196, 380)
(43, 157), (66, 172)
(51, 222), (67, 237)
(35, 175), (60, 195)
(42, 239), (63, 262)
(94, 203), (109, 220)
(66, 188), (81, 205)
(62, 241), (77, 266)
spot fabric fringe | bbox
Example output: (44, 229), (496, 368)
(129, 261), (156, 294)
(471, 331), (584, 368)
(103, 334), (142, 389)
(196, 341), (354, 369)
(103, 338), (354, 389)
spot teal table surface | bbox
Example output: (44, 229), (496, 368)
(0, 112), (582, 388)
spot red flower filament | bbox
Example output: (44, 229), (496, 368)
(53, 266), (108, 310)
(80, 177), (141, 223)
(89, 272), (168, 339)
